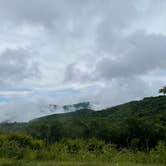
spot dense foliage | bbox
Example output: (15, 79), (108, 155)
(0, 133), (166, 165)
(1, 96), (165, 150)
(159, 86), (166, 95)
(0, 96), (166, 164)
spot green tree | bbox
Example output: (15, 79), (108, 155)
(159, 86), (166, 95)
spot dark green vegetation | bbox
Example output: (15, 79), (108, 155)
(62, 101), (91, 112)
(1, 96), (166, 150)
(0, 95), (166, 164)
(0, 133), (166, 165)
(159, 86), (166, 95)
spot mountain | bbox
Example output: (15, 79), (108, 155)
(0, 95), (166, 149)
(32, 95), (166, 122)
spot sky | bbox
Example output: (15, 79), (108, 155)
(0, 0), (166, 122)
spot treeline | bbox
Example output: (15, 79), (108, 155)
(0, 132), (166, 164)
(26, 116), (166, 151)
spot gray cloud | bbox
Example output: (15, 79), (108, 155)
(93, 77), (152, 108)
(0, 0), (166, 121)
(64, 31), (166, 82)
(95, 32), (166, 80)
(64, 63), (96, 83)
(0, 48), (40, 86)
(0, 0), (137, 39)
(0, 0), (96, 27)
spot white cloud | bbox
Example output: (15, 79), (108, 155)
(0, 48), (40, 87)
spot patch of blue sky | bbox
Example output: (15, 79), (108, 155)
(0, 96), (11, 103)
(0, 85), (98, 104)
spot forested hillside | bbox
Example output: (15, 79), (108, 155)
(1, 95), (166, 151)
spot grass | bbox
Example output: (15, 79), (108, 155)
(0, 160), (165, 166)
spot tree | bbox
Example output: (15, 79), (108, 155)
(159, 86), (166, 95)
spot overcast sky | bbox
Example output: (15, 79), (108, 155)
(0, 0), (166, 122)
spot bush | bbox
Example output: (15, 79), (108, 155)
(0, 132), (166, 163)
(0, 133), (44, 159)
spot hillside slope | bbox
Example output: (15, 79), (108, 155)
(0, 96), (166, 149)
(32, 95), (166, 122)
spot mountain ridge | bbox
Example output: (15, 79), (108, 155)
(0, 95), (166, 150)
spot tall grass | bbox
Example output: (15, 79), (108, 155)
(0, 133), (166, 165)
